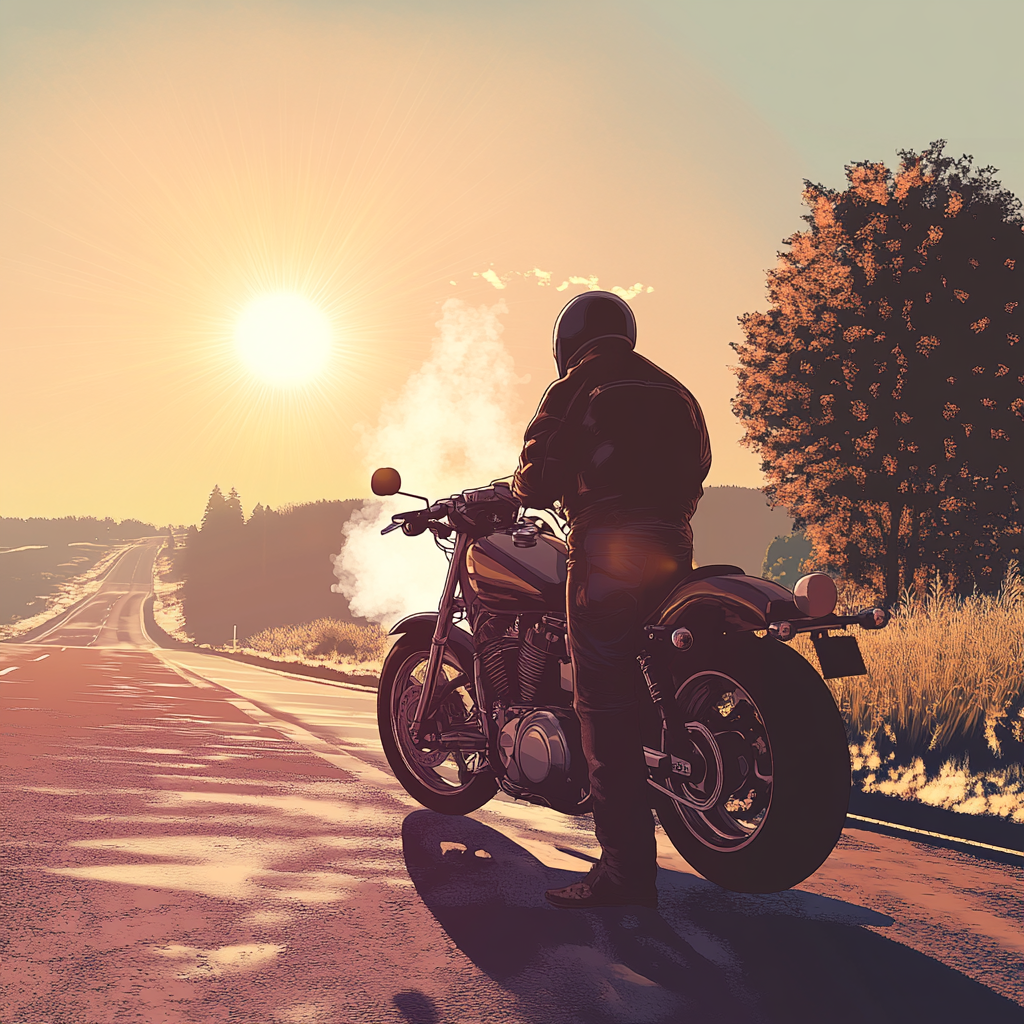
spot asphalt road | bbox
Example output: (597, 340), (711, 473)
(1, 543), (1022, 1023)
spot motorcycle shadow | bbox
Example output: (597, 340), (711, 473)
(401, 809), (1021, 1024)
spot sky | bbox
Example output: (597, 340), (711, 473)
(1, 0), (1021, 526)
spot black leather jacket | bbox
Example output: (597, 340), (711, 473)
(512, 337), (711, 528)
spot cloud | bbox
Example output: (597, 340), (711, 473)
(610, 282), (654, 300)
(472, 267), (653, 299)
(479, 269), (506, 289)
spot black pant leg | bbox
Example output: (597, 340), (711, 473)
(567, 521), (691, 891)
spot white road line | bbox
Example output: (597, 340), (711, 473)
(0, 666), (20, 676)
(847, 813), (1024, 858)
(31, 654), (50, 662)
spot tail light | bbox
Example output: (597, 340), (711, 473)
(793, 573), (838, 618)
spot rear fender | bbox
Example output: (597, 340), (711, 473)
(654, 571), (799, 633)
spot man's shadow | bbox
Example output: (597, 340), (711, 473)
(401, 810), (1022, 1024)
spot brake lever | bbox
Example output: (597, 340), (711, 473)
(381, 521), (403, 535)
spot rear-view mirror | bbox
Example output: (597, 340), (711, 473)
(371, 467), (402, 496)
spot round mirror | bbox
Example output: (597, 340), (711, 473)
(371, 467), (402, 496)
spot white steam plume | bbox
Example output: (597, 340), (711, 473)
(332, 298), (523, 625)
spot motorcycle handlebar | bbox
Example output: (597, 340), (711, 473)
(381, 504), (448, 536)
(379, 485), (519, 538)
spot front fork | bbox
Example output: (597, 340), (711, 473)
(410, 532), (469, 745)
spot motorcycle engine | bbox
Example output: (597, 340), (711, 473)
(497, 707), (590, 814)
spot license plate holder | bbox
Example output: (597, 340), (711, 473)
(811, 633), (867, 678)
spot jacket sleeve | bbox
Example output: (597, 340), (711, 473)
(512, 378), (576, 510)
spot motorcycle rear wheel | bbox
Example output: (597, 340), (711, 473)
(378, 633), (498, 815)
(653, 634), (850, 893)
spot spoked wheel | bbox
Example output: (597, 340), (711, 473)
(653, 635), (850, 893)
(378, 633), (497, 815)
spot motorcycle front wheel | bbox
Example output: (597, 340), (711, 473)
(378, 633), (498, 815)
(652, 634), (850, 893)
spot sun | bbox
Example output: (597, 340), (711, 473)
(235, 293), (333, 385)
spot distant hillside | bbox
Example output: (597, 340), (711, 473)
(0, 515), (156, 547)
(690, 486), (794, 577)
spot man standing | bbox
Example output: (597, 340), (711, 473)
(512, 291), (711, 909)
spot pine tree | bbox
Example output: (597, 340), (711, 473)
(200, 485), (226, 533)
(225, 487), (245, 530)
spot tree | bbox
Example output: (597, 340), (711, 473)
(733, 142), (1024, 605)
(762, 531), (812, 589)
(180, 489), (364, 644)
(199, 484), (228, 534)
(225, 487), (244, 530)
(184, 485), (247, 642)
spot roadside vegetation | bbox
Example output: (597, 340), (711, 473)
(733, 142), (1024, 822)
(152, 530), (190, 643)
(792, 563), (1024, 821)
(240, 619), (389, 676)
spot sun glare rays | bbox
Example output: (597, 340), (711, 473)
(0, 4), (792, 519)
(0, 16), (539, 508)
(234, 293), (333, 386)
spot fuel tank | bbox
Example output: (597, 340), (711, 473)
(465, 530), (567, 612)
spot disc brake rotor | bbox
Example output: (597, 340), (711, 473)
(396, 682), (447, 769)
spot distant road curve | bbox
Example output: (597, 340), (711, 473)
(6, 539), (162, 648)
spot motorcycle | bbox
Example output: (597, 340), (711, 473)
(370, 467), (888, 894)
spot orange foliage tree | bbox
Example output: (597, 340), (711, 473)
(733, 143), (1024, 605)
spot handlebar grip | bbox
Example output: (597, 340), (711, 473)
(402, 517), (429, 537)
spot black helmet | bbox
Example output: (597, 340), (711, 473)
(553, 290), (637, 377)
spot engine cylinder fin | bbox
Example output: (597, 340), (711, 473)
(479, 634), (519, 702)
(518, 620), (565, 702)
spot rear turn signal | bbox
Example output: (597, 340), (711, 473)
(670, 627), (694, 650)
(857, 607), (888, 629)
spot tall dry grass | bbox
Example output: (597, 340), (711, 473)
(794, 562), (1024, 819)
(244, 618), (390, 668)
